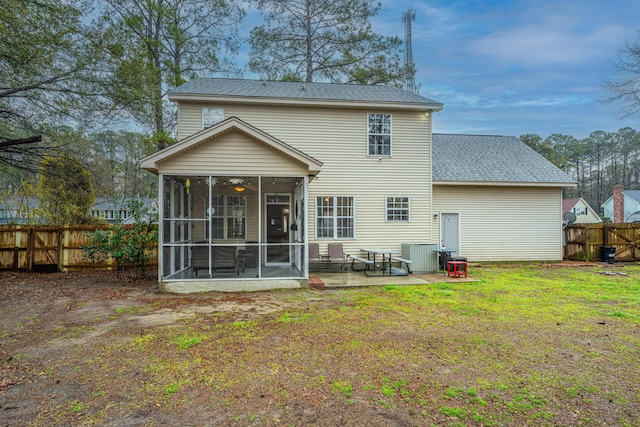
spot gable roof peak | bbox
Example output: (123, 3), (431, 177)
(139, 116), (323, 175)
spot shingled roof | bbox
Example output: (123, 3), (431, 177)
(169, 78), (443, 109)
(432, 134), (575, 185)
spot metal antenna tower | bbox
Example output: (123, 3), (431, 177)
(402, 9), (416, 93)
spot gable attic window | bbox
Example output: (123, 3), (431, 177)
(203, 107), (224, 129)
(367, 113), (392, 156)
(573, 207), (588, 216)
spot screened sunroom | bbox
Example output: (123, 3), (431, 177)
(140, 117), (323, 292)
(161, 174), (307, 281)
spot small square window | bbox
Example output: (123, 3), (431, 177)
(386, 196), (409, 222)
(203, 107), (224, 129)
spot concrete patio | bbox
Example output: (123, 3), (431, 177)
(311, 270), (478, 289)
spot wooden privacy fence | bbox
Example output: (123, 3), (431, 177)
(0, 225), (158, 272)
(565, 223), (640, 262)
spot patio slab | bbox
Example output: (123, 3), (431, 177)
(313, 271), (478, 288)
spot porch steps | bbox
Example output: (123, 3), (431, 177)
(308, 276), (325, 290)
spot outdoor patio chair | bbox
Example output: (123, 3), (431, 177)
(309, 243), (323, 262)
(212, 246), (245, 275)
(191, 245), (245, 276)
(309, 243), (333, 271)
(191, 245), (211, 276)
(327, 243), (348, 272)
(239, 241), (259, 269)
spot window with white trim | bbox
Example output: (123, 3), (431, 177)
(316, 196), (354, 239)
(203, 107), (224, 129)
(367, 113), (392, 155)
(573, 207), (588, 216)
(205, 195), (246, 239)
(386, 196), (410, 222)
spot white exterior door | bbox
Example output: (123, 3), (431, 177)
(441, 213), (460, 256)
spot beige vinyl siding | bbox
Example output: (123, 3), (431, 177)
(157, 130), (307, 176)
(432, 185), (563, 261)
(177, 101), (434, 256)
(177, 102), (206, 140)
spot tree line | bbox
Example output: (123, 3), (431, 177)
(521, 127), (640, 216)
(0, 127), (157, 224)
(1, 0), (412, 224)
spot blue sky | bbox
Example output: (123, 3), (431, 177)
(371, 0), (640, 138)
(241, 0), (640, 139)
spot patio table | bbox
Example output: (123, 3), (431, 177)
(359, 248), (408, 276)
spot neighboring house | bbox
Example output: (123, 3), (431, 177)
(140, 78), (574, 293)
(562, 197), (602, 224)
(0, 197), (37, 224)
(601, 186), (640, 223)
(0, 197), (152, 225)
(89, 198), (134, 223)
(431, 134), (575, 262)
(89, 198), (156, 224)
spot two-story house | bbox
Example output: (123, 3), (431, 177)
(140, 78), (574, 293)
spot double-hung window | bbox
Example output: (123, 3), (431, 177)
(203, 107), (224, 129)
(205, 195), (246, 239)
(386, 197), (410, 222)
(316, 196), (354, 239)
(368, 113), (392, 156)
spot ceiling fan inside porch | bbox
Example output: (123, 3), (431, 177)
(228, 178), (258, 192)
(203, 177), (258, 192)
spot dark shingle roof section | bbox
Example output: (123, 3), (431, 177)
(170, 78), (442, 107)
(563, 197), (580, 214)
(432, 134), (575, 184)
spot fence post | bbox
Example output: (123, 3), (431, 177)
(27, 227), (33, 272)
(13, 226), (19, 270)
(57, 226), (64, 272)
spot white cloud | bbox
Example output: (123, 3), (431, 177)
(469, 17), (628, 67)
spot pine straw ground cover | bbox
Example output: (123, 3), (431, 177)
(1, 263), (639, 426)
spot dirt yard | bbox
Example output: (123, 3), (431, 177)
(1, 266), (639, 426)
(1, 270), (374, 426)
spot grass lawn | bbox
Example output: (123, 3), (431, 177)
(1, 263), (639, 426)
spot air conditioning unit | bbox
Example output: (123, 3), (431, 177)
(401, 243), (438, 274)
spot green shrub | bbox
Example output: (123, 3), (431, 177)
(83, 199), (157, 277)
